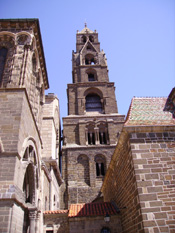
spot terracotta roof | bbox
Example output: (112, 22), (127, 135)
(68, 202), (118, 218)
(44, 210), (68, 215)
(125, 97), (175, 126)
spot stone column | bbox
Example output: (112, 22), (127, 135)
(35, 211), (41, 233)
(29, 209), (37, 233)
(95, 127), (99, 145)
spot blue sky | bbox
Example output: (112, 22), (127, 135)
(1, 0), (175, 120)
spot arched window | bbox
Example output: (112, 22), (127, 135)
(98, 122), (108, 145)
(101, 227), (111, 233)
(85, 54), (96, 65)
(95, 155), (106, 177)
(23, 164), (35, 204)
(86, 68), (97, 82)
(85, 94), (102, 113)
(96, 162), (105, 176)
(85, 123), (96, 145)
(0, 47), (8, 84)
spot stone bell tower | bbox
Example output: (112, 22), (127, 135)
(61, 24), (125, 209)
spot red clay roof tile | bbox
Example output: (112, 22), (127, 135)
(44, 210), (68, 215)
(68, 202), (118, 218)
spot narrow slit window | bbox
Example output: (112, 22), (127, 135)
(0, 47), (8, 84)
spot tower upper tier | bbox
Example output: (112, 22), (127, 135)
(68, 25), (118, 115)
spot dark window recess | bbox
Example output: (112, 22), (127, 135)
(88, 73), (95, 81)
(101, 228), (111, 233)
(82, 35), (86, 43)
(32, 54), (37, 72)
(0, 47), (8, 83)
(99, 132), (107, 144)
(86, 94), (102, 112)
(89, 35), (94, 42)
(88, 132), (95, 145)
(96, 162), (105, 176)
(87, 45), (91, 50)
(85, 58), (95, 65)
(46, 231), (53, 233)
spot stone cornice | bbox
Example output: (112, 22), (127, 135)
(0, 18), (49, 89)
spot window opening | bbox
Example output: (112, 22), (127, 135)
(23, 165), (34, 204)
(88, 132), (95, 145)
(89, 35), (94, 42)
(53, 195), (56, 206)
(85, 54), (96, 65)
(101, 227), (111, 233)
(32, 53), (37, 72)
(86, 94), (102, 112)
(0, 47), (8, 83)
(88, 73), (95, 81)
(81, 35), (86, 43)
(87, 45), (91, 50)
(99, 132), (107, 144)
(96, 162), (105, 176)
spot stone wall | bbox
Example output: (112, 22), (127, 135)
(69, 215), (122, 233)
(130, 131), (175, 233)
(102, 132), (143, 232)
(41, 94), (60, 160)
(43, 213), (69, 233)
(63, 115), (124, 146)
(62, 146), (116, 208)
(102, 128), (175, 233)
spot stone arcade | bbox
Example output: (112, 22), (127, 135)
(0, 19), (174, 233)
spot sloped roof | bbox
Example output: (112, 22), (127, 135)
(44, 210), (68, 215)
(68, 202), (117, 218)
(78, 26), (94, 34)
(125, 97), (175, 126)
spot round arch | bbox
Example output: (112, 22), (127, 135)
(21, 137), (40, 172)
(84, 87), (103, 98)
(94, 154), (106, 177)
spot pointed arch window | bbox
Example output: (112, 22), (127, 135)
(0, 47), (8, 84)
(85, 94), (102, 113)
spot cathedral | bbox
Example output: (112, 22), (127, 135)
(0, 19), (174, 233)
